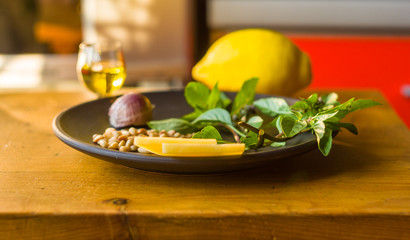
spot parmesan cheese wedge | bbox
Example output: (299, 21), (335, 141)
(134, 137), (217, 155)
(134, 136), (245, 157)
(162, 143), (245, 157)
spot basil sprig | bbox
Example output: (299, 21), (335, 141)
(148, 78), (380, 156)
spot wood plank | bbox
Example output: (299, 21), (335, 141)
(0, 214), (408, 240)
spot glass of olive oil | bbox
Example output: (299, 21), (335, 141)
(76, 41), (126, 97)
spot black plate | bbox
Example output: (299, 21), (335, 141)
(52, 90), (318, 173)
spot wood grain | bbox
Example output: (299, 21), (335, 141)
(0, 89), (409, 240)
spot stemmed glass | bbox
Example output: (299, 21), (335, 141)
(76, 41), (126, 97)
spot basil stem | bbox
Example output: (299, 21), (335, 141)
(237, 122), (294, 142)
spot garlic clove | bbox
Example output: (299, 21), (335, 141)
(108, 92), (153, 128)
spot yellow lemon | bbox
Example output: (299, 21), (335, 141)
(192, 29), (312, 96)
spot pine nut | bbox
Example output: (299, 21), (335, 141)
(129, 127), (137, 136)
(108, 136), (117, 144)
(118, 135), (128, 141)
(112, 131), (120, 138)
(130, 145), (138, 152)
(119, 146), (130, 152)
(148, 129), (159, 137)
(137, 128), (147, 135)
(97, 139), (108, 148)
(125, 139), (133, 147)
(92, 134), (104, 143)
(108, 142), (119, 150)
(121, 130), (130, 137)
(104, 127), (116, 134)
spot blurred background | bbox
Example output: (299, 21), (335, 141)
(0, 0), (409, 126)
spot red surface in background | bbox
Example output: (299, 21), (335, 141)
(289, 36), (410, 128)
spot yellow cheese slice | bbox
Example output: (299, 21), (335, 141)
(134, 137), (217, 155)
(162, 143), (245, 157)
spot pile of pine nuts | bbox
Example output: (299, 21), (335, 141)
(92, 127), (192, 153)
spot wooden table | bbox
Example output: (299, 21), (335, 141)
(0, 89), (409, 240)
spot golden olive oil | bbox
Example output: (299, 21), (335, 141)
(81, 61), (126, 97)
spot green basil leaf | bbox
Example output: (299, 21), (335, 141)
(322, 98), (356, 122)
(324, 121), (341, 132)
(271, 141), (286, 147)
(291, 93), (318, 112)
(148, 118), (197, 134)
(247, 116), (264, 128)
(307, 93), (318, 105)
(280, 116), (308, 137)
(207, 82), (224, 109)
(339, 122), (358, 135)
(326, 122), (358, 135)
(318, 129), (333, 156)
(311, 120), (333, 156)
(350, 99), (382, 111)
(254, 97), (292, 117)
(193, 108), (233, 126)
(321, 92), (339, 106)
(327, 97), (355, 112)
(193, 109), (245, 138)
(220, 91), (232, 108)
(291, 100), (309, 111)
(231, 77), (258, 115)
(279, 116), (295, 137)
(240, 131), (259, 149)
(275, 115), (283, 133)
(184, 81), (210, 111)
(312, 120), (325, 142)
(192, 125), (224, 142)
(314, 111), (339, 122)
(325, 98), (380, 123)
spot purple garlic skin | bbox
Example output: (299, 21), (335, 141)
(108, 92), (153, 128)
